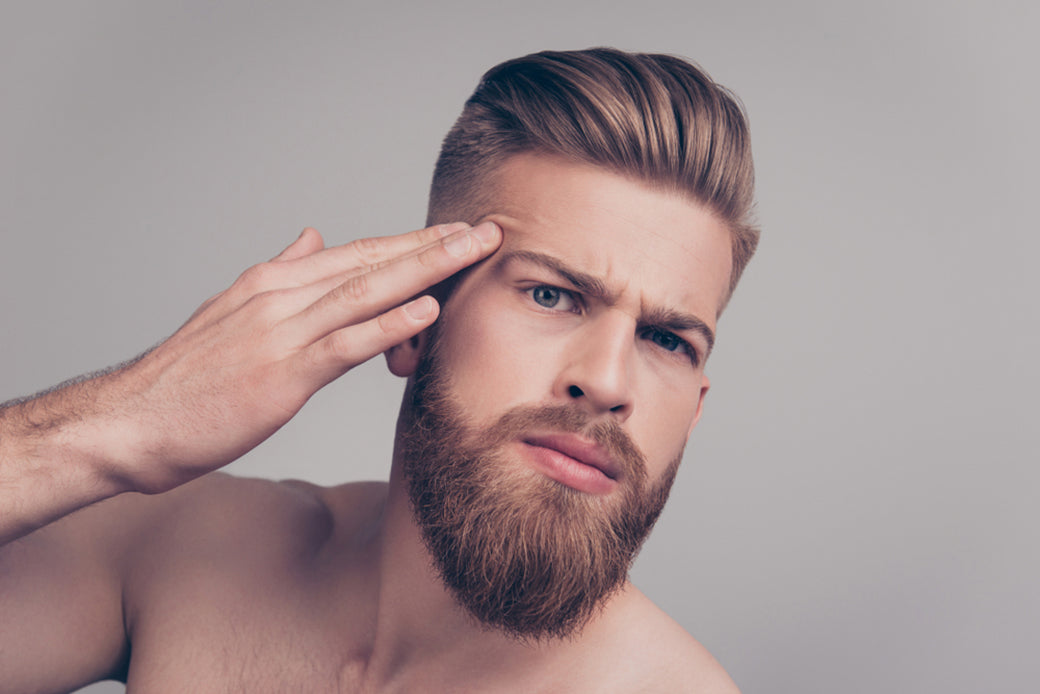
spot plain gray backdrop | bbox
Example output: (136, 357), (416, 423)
(2, 1), (1036, 692)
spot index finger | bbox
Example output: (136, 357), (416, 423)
(283, 221), (502, 344)
(281, 221), (473, 276)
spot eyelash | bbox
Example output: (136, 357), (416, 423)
(638, 326), (698, 365)
(526, 284), (581, 313)
(523, 285), (700, 366)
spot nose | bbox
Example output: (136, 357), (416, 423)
(553, 312), (635, 420)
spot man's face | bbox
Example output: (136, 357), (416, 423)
(398, 153), (733, 639)
(433, 152), (731, 490)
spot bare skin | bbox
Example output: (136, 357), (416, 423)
(0, 156), (741, 693)
(0, 220), (500, 544)
(0, 474), (733, 692)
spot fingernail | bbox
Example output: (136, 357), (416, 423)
(405, 296), (435, 319)
(471, 221), (499, 243)
(444, 230), (473, 257)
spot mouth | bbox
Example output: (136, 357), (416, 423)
(519, 433), (620, 495)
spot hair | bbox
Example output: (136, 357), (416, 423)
(427, 47), (759, 308)
(401, 319), (680, 641)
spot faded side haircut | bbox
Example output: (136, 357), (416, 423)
(427, 47), (759, 307)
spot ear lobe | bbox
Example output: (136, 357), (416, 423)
(384, 328), (430, 377)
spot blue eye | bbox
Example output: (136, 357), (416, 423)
(531, 286), (562, 307)
(527, 285), (578, 312)
(640, 327), (697, 363)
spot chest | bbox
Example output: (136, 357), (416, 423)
(119, 590), (617, 694)
(122, 561), (370, 693)
(116, 538), (640, 693)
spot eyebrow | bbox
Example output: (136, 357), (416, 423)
(494, 249), (716, 354)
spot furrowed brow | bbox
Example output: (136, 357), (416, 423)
(496, 249), (715, 354)
(494, 250), (614, 302)
(641, 305), (716, 354)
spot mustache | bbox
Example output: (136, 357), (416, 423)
(410, 338), (648, 484)
(477, 404), (649, 485)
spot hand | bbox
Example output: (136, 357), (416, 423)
(98, 221), (501, 494)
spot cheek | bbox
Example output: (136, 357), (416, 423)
(632, 378), (703, 472)
(436, 294), (555, 415)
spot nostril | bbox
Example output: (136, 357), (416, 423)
(568, 385), (584, 398)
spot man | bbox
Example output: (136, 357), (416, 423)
(0, 48), (757, 692)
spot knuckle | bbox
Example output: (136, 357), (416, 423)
(375, 307), (404, 337)
(235, 262), (278, 294)
(243, 290), (282, 320)
(417, 241), (453, 271)
(348, 236), (386, 266)
(334, 274), (370, 304)
(323, 329), (357, 364)
(416, 245), (440, 268)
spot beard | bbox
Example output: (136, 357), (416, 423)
(399, 328), (682, 641)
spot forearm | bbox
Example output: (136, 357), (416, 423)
(0, 221), (501, 545)
(0, 373), (133, 545)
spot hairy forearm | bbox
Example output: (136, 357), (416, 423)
(0, 371), (134, 545)
(0, 222), (502, 546)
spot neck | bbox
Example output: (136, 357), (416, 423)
(341, 397), (637, 690)
(352, 439), (554, 688)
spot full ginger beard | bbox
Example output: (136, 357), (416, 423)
(400, 327), (682, 641)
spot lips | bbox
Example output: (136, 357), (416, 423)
(522, 432), (621, 482)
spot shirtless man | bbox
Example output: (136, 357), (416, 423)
(0, 48), (758, 692)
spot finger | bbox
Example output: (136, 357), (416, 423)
(272, 228), (325, 262)
(226, 223), (473, 315)
(193, 221), (483, 334)
(178, 227), (327, 337)
(285, 221), (501, 343)
(289, 295), (440, 390)
(189, 222), (496, 344)
(273, 221), (472, 285)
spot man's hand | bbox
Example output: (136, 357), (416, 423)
(110, 221), (502, 491)
(0, 221), (501, 541)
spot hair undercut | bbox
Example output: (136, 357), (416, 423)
(427, 47), (759, 308)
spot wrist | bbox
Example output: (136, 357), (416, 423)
(1, 375), (139, 498)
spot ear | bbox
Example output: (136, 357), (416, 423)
(384, 328), (431, 377)
(686, 374), (711, 440)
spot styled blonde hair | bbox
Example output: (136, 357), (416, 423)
(427, 47), (759, 306)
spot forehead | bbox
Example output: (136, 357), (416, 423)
(479, 153), (733, 326)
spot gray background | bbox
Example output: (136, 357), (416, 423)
(2, 1), (1036, 692)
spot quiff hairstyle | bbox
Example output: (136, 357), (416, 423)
(427, 47), (759, 307)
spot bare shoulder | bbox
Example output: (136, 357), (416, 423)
(595, 584), (741, 694)
(120, 474), (389, 627)
(125, 473), (387, 564)
(302, 478), (389, 534)
(1, 472), (329, 570)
